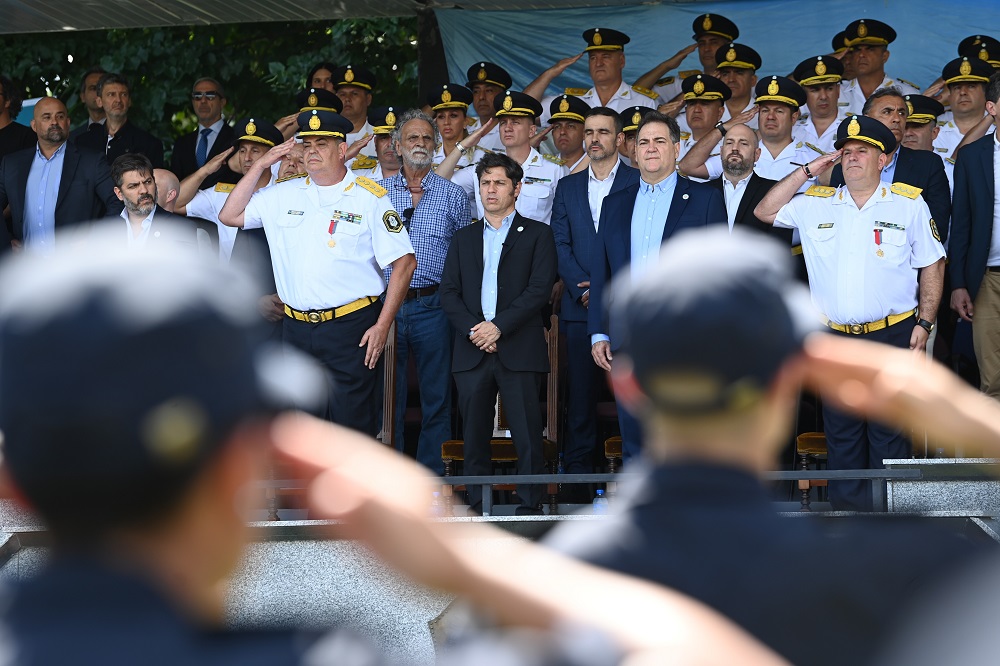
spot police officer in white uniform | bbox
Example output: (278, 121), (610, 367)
(645, 14), (739, 106)
(902, 94), (953, 190)
(838, 19), (919, 115)
(933, 56), (993, 157)
(446, 91), (564, 224)
(428, 83), (486, 170)
(218, 109), (416, 436)
(350, 106), (400, 180)
(674, 73), (729, 178)
(546, 94), (589, 174)
(792, 55), (851, 155)
(332, 65), (378, 158)
(755, 114), (946, 512)
(465, 62), (511, 154)
(708, 42), (760, 131)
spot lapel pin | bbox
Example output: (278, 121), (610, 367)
(517, 226), (523, 232)
(682, 193), (689, 200)
(154, 231), (161, 237)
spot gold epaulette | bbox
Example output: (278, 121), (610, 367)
(631, 85), (658, 100)
(805, 185), (836, 197)
(214, 182), (236, 193)
(679, 70), (700, 79)
(655, 76), (675, 87)
(355, 176), (387, 198)
(542, 153), (566, 166)
(897, 78), (920, 90)
(680, 131), (691, 140)
(350, 155), (377, 170)
(799, 113), (810, 121)
(466, 116), (479, 127)
(891, 182), (923, 199)
(275, 173), (307, 184)
(564, 87), (589, 96)
(804, 142), (825, 155)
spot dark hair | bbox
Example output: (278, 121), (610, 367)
(988, 73), (1000, 105)
(96, 72), (130, 97)
(636, 110), (680, 143)
(192, 76), (225, 99)
(861, 86), (904, 116)
(78, 66), (107, 95)
(586, 106), (624, 134)
(476, 151), (524, 185)
(307, 62), (337, 87)
(111, 153), (154, 188)
(0, 74), (23, 118)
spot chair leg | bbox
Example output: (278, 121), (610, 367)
(547, 483), (558, 515)
(798, 453), (812, 512)
(607, 456), (618, 474)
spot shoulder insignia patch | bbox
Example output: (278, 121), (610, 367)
(350, 155), (377, 170)
(383, 210), (403, 233)
(564, 87), (589, 96)
(805, 185), (836, 198)
(799, 113), (810, 121)
(542, 153), (566, 166)
(631, 85), (657, 100)
(655, 76), (675, 87)
(891, 182), (922, 199)
(795, 141), (803, 148)
(679, 70), (700, 79)
(804, 142), (825, 155)
(214, 182), (236, 193)
(356, 176), (387, 198)
(929, 218), (941, 243)
(937, 120), (947, 127)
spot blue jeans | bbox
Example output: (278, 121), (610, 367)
(392, 292), (453, 475)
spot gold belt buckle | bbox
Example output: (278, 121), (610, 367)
(307, 312), (322, 324)
(850, 324), (863, 334)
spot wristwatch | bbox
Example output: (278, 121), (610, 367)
(916, 318), (935, 333)
(714, 121), (727, 136)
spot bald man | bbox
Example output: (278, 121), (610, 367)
(0, 97), (120, 251)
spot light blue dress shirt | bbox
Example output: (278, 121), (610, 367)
(23, 142), (67, 251)
(481, 212), (515, 322)
(881, 148), (899, 184)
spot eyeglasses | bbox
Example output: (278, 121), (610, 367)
(191, 92), (220, 101)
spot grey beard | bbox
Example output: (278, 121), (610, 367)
(722, 156), (753, 178)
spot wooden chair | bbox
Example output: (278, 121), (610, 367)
(442, 315), (561, 514)
(796, 432), (828, 511)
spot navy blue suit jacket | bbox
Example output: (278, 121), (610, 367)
(551, 162), (640, 322)
(831, 145), (952, 242)
(588, 176), (727, 349)
(950, 134), (995, 300)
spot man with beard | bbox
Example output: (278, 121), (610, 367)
(110, 153), (198, 250)
(380, 109), (471, 473)
(76, 73), (164, 168)
(792, 55), (850, 155)
(838, 19), (919, 115)
(0, 96), (121, 251)
(546, 94), (589, 173)
(551, 106), (638, 486)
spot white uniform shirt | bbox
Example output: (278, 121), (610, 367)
(466, 117), (504, 153)
(792, 113), (848, 155)
(432, 142), (481, 170)
(452, 146), (564, 224)
(678, 133), (721, 182)
(773, 181), (945, 324)
(932, 111), (987, 157)
(350, 162), (386, 181)
(187, 176), (276, 261)
(754, 140), (815, 183)
(540, 81), (656, 125)
(243, 170), (414, 311)
(839, 76), (919, 115)
(347, 121), (377, 158)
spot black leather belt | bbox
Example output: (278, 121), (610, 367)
(405, 284), (439, 301)
(987, 266), (1000, 273)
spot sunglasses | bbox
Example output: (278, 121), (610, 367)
(191, 92), (220, 101)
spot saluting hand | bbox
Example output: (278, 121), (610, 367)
(202, 146), (235, 175)
(548, 53), (584, 76)
(345, 134), (374, 161)
(464, 117), (499, 149)
(259, 137), (297, 170)
(530, 125), (554, 149)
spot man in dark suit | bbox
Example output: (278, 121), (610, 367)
(170, 77), (237, 188)
(440, 152), (557, 515)
(110, 153), (198, 251)
(0, 97), (121, 250)
(588, 110), (726, 463)
(75, 73), (164, 169)
(829, 87), (951, 242)
(950, 73), (1000, 400)
(552, 106), (639, 478)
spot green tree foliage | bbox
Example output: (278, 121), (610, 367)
(0, 18), (418, 153)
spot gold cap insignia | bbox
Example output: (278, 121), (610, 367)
(857, 21), (868, 38)
(307, 93), (318, 107)
(693, 79), (705, 95)
(309, 114), (321, 130)
(559, 97), (570, 112)
(767, 78), (779, 95)
(593, 29), (602, 46)
(386, 110), (396, 126)
(345, 67), (355, 83)
(726, 47), (736, 62)
(981, 48), (990, 61)
(960, 59), (972, 76)
(245, 119), (256, 135)
(906, 100), (914, 116)
(441, 88), (452, 103)
(631, 111), (641, 126)
(503, 94), (513, 111)
(847, 117), (860, 136)
(477, 67), (487, 81)
(703, 15), (712, 31)
(816, 59), (827, 76)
